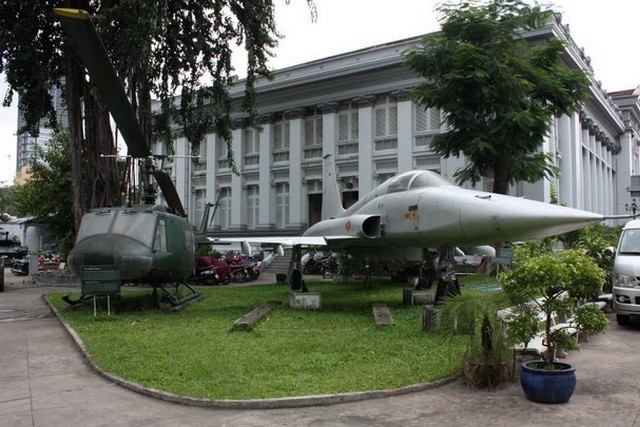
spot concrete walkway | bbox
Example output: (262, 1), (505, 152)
(2, 270), (640, 426)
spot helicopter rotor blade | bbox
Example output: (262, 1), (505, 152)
(153, 169), (187, 217)
(54, 8), (150, 159)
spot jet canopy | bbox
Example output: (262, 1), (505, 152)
(384, 170), (454, 194)
(344, 170), (456, 215)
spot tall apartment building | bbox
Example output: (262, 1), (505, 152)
(15, 83), (68, 183)
(156, 17), (637, 237)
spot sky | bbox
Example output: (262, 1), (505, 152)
(0, 0), (638, 185)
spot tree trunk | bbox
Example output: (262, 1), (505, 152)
(65, 60), (120, 231)
(492, 156), (510, 195)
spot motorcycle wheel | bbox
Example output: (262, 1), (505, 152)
(322, 268), (333, 279)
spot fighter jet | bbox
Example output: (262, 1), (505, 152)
(211, 154), (607, 299)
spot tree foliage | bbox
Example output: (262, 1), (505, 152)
(404, 0), (590, 194)
(13, 130), (75, 252)
(0, 0), (313, 228)
(0, 186), (15, 214)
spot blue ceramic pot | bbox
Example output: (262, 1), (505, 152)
(520, 360), (576, 404)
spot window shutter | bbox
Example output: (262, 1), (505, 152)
(375, 108), (386, 137)
(429, 108), (441, 131)
(415, 106), (427, 132)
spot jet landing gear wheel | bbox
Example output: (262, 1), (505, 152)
(433, 246), (461, 306)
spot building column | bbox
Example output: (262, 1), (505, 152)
(320, 102), (339, 159)
(354, 95), (375, 195)
(203, 133), (218, 232)
(229, 127), (244, 231)
(393, 90), (413, 173)
(557, 115), (574, 207)
(569, 113), (583, 209)
(258, 114), (274, 230)
(175, 136), (190, 219)
(286, 108), (306, 229)
(616, 131), (634, 219)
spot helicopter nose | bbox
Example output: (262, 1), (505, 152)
(68, 235), (153, 281)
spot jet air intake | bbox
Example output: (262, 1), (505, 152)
(304, 214), (381, 238)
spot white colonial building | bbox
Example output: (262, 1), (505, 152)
(159, 14), (640, 237)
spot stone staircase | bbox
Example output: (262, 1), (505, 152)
(263, 248), (293, 276)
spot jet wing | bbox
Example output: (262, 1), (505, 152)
(208, 236), (333, 248)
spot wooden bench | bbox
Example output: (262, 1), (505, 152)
(372, 303), (393, 326)
(233, 301), (281, 330)
(500, 296), (608, 359)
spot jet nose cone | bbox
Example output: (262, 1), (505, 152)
(460, 192), (604, 242)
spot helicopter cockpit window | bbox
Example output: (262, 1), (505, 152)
(76, 210), (116, 241)
(153, 220), (167, 252)
(111, 211), (156, 247)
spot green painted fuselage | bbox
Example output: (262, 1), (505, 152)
(68, 206), (195, 284)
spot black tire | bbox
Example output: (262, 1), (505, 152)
(617, 314), (631, 326)
(322, 268), (332, 279)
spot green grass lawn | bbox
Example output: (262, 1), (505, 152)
(47, 277), (475, 399)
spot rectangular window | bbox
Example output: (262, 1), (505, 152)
(217, 138), (230, 169)
(273, 121), (290, 163)
(414, 105), (441, 148)
(273, 122), (290, 150)
(374, 97), (398, 151)
(375, 97), (398, 138)
(243, 128), (260, 166)
(218, 187), (232, 230)
(337, 103), (359, 155)
(304, 112), (323, 160)
(275, 182), (290, 229)
(304, 114), (323, 147)
(246, 185), (259, 229)
(194, 189), (206, 227)
(338, 106), (359, 142)
(193, 139), (207, 172)
(243, 128), (259, 154)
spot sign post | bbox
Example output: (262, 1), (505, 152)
(81, 266), (121, 316)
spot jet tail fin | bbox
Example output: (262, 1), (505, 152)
(321, 154), (346, 219)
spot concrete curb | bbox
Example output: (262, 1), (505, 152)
(44, 293), (457, 409)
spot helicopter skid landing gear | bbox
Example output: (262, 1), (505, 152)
(154, 282), (204, 311)
(62, 293), (94, 309)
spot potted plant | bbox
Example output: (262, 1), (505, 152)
(437, 291), (512, 389)
(500, 247), (609, 403)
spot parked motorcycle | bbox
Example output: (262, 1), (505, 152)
(192, 256), (231, 285)
(11, 256), (29, 276)
(321, 255), (339, 279)
(303, 253), (326, 275)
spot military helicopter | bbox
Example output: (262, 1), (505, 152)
(55, 8), (203, 309)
